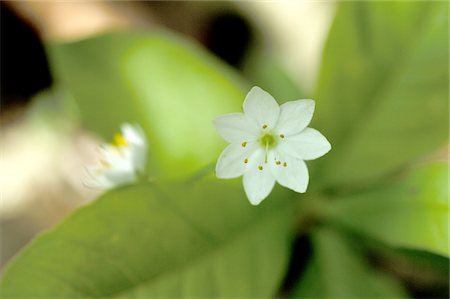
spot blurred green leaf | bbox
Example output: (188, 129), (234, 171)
(371, 246), (450, 298)
(314, 2), (449, 188)
(293, 228), (409, 298)
(47, 31), (246, 178)
(0, 180), (294, 298)
(242, 47), (305, 103)
(26, 88), (79, 131)
(328, 163), (449, 256)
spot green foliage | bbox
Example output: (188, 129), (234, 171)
(328, 163), (449, 256)
(26, 88), (79, 132)
(242, 47), (305, 103)
(293, 228), (408, 298)
(371, 246), (450, 297)
(0, 180), (294, 298)
(47, 31), (246, 178)
(314, 2), (449, 188)
(1, 2), (448, 298)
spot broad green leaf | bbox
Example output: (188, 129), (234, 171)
(313, 2), (449, 188)
(47, 31), (246, 178)
(293, 228), (409, 298)
(291, 257), (323, 298)
(327, 163), (449, 256)
(0, 180), (294, 298)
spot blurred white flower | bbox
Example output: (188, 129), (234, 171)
(85, 123), (148, 189)
(213, 86), (331, 205)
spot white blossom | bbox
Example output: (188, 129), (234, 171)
(85, 123), (148, 189)
(213, 86), (331, 205)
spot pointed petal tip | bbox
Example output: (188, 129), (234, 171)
(321, 135), (332, 155)
(215, 171), (226, 179)
(244, 184), (267, 206)
(249, 200), (261, 206)
(247, 195), (265, 206)
(250, 85), (264, 92)
(247, 86), (271, 99)
(213, 167), (229, 180)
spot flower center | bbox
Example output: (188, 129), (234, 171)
(260, 133), (276, 149)
(113, 133), (128, 147)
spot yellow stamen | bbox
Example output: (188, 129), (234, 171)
(283, 162), (287, 167)
(242, 141), (247, 148)
(262, 124), (268, 129)
(258, 165), (263, 170)
(113, 133), (128, 147)
(276, 161), (281, 165)
(244, 158), (248, 164)
(280, 134), (285, 138)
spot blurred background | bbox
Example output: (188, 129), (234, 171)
(1, 0), (335, 266)
(1, 1), (448, 298)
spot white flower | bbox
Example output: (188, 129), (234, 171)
(85, 123), (148, 189)
(213, 86), (331, 205)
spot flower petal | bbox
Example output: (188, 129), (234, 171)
(119, 124), (148, 171)
(243, 86), (280, 129)
(269, 150), (309, 193)
(275, 100), (315, 136)
(84, 166), (114, 189)
(278, 128), (331, 160)
(103, 168), (136, 186)
(122, 123), (146, 145)
(213, 113), (259, 143)
(215, 142), (259, 179)
(242, 149), (276, 205)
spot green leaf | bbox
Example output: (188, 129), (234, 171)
(47, 31), (246, 178)
(370, 246), (450, 298)
(293, 228), (409, 298)
(26, 88), (79, 131)
(242, 47), (305, 104)
(314, 2), (449, 188)
(327, 163), (449, 257)
(0, 180), (295, 298)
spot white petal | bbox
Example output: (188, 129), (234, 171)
(102, 147), (132, 171)
(122, 123), (146, 145)
(213, 113), (259, 143)
(269, 150), (309, 193)
(85, 123), (149, 190)
(275, 100), (315, 136)
(99, 144), (118, 162)
(243, 86), (280, 129)
(121, 124), (148, 171)
(103, 168), (136, 186)
(84, 167), (114, 189)
(242, 149), (276, 205)
(128, 143), (147, 172)
(215, 142), (258, 179)
(278, 128), (331, 160)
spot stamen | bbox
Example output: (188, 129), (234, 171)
(283, 162), (287, 167)
(265, 142), (269, 163)
(241, 141), (247, 148)
(258, 165), (263, 171)
(244, 158), (248, 164)
(280, 134), (285, 138)
(276, 161), (281, 165)
(113, 133), (128, 147)
(262, 124), (268, 129)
